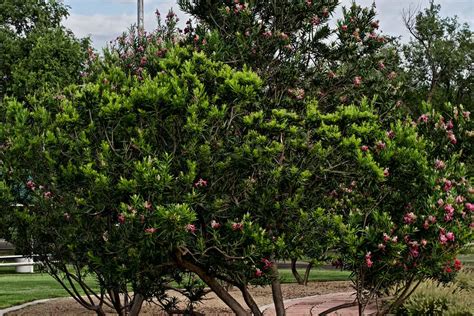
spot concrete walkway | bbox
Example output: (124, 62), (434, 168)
(0, 298), (61, 316)
(1, 292), (378, 316)
(261, 292), (378, 315)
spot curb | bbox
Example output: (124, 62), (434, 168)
(0, 298), (62, 316)
(259, 291), (355, 313)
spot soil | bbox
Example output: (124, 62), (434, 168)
(7, 281), (353, 315)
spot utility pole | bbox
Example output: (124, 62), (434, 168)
(137, 0), (144, 31)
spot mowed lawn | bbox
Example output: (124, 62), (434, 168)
(0, 266), (350, 309)
(0, 267), (97, 309)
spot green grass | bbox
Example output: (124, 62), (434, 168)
(279, 268), (350, 283)
(0, 267), (97, 309)
(458, 243), (474, 268)
(0, 266), (349, 309)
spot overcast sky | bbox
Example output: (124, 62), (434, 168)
(62, 0), (473, 49)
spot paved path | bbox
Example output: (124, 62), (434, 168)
(0, 298), (61, 316)
(261, 292), (377, 316)
(1, 292), (378, 316)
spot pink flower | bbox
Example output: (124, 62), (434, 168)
(387, 71), (397, 80)
(462, 111), (470, 120)
(434, 159), (446, 170)
(383, 168), (390, 177)
(443, 180), (453, 192)
(378, 243), (386, 250)
(439, 233), (448, 245)
(186, 224), (196, 233)
(392, 236), (398, 243)
(145, 227), (157, 233)
(447, 131), (457, 144)
(418, 114), (429, 123)
(26, 180), (36, 191)
(288, 88), (305, 100)
(118, 214), (126, 224)
(211, 220), (221, 229)
(365, 252), (373, 268)
(465, 203), (474, 212)
(454, 259), (462, 271)
(437, 199), (444, 207)
(341, 24), (348, 31)
(353, 76), (362, 87)
(444, 204), (454, 215)
(144, 201), (153, 210)
(261, 258), (272, 270)
(409, 247), (420, 258)
(428, 215), (437, 223)
(446, 120), (454, 130)
(455, 196), (464, 204)
(386, 130), (395, 139)
(194, 178), (208, 188)
(403, 212), (417, 224)
(376, 141), (386, 150)
(255, 268), (263, 277)
(444, 266), (452, 273)
(444, 213), (453, 222)
(446, 232), (455, 241)
(279, 32), (289, 41)
(421, 239), (427, 247)
(311, 16), (321, 25)
(43, 191), (52, 199)
(423, 220), (430, 230)
(378, 62), (385, 70)
(232, 222), (243, 231)
(322, 7), (329, 17)
(361, 145), (369, 152)
(383, 233), (390, 242)
(262, 30), (272, 38)
(140, 56), (147, 66)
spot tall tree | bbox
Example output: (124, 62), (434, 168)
(402, 1), (473, 111)
(179, 0), (403, 115)
(0, 0), (89, 100)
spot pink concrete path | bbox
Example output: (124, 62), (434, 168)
(261, 292), (378, 316)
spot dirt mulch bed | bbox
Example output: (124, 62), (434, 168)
(7, 281), (352, 315)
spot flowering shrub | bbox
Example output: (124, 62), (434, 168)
(179, 0), (403, 114)
(0, 44), (271, 315)
(332, 103), (473, 314)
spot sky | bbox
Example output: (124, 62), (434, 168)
(62, 0), (474, 49)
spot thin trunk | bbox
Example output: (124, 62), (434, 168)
(319, 301), (357, 316)
(129, 294), (144, 316)
(96, 309), (106, 316)
(270, 261), (286, 316)
(239, 285), (263, 316)
(176, 253), (250, 315)
(303, 262), (314, 286)
(290, 258), (304, 285)
(379, 278), (421, 315)
(112, 289), (125, 316)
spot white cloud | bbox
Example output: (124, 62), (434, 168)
(64, 0), (472, 49)
(63, 2), (188, 49)
(339, 0), (473, 41)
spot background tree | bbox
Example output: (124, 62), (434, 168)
(0, 0), (89, 101)
(179, 0), (403, 115)
(402, 1), (473, 111)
